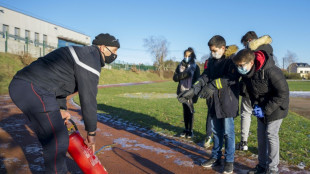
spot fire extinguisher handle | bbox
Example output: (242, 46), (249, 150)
(69, 119), (79, 131)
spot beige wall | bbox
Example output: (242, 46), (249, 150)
(0, 6), (90, 52)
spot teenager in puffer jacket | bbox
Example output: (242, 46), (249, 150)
(173, 47), (200, 139)
(232, 36), (289, 174)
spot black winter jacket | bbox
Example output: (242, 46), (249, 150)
(14, 45), (105, 132)
(173, 60), (200, 103)
(240, 35), (274, 98)
(242, 50), (289, 123)
(201, 53), (240, 119)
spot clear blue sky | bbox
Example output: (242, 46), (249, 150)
(1, 0), (310, 67)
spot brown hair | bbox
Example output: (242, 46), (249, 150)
(233, 49), (255, 64)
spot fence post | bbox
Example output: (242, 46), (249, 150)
(25, 37), (29, 53)
(43, 41), (45, 56)
(5, 31), (8, 53)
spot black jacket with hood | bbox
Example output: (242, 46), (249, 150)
(14, 45), (105, 132)
(201, 45), (240, 118)
(242, 36), (289, 123)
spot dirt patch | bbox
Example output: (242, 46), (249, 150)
(289, 97), (310, 119)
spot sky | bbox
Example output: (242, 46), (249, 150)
(1, 0), (310, 67)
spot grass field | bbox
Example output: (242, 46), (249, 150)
(74, 81), (310, 168)
(287, 80), (310, 91)
(0, 52), (167, 94)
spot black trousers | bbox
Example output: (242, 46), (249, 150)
(182, 103), (194, 131)
(9, 78), (69, 174)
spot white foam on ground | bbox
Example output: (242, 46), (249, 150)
(290, 91), (310, 98)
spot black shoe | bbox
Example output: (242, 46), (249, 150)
(266, 169), (279, 174)
(179, 130), (187, 138)
(201, 158), (221, 168)
(236, 141), (248, 151)
(248, 165), (266, 174)
(187, 131), (194, 139)
(223, 162), (234, 174)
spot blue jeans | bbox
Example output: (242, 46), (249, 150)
(211, 115), (235, 162)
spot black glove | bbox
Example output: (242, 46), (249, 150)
(199, 84), (215, 99)
(199, 78), (225, 99)
(192, 78), (206, 95)
(178, 88), (195, 103)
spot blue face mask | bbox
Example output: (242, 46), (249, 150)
(237, 66), (250, 75)
(184, 57), (190, 63)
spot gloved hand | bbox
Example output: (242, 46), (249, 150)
(253, 105), (264, 118)
(178, 88), (195, 103)
(199, 78), (226, 99)
(199, 84), (215, 99)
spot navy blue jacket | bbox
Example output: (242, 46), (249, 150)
(14, 45), (104, 132)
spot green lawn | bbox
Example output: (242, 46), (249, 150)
(74, 81), (310, 168)
(287, 81), (310, 91)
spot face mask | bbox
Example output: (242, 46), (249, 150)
(103, 47), (117, 64)
(211, 48), (224, 59)
(184, 57), (190, 63)
(237, 66), (250, 75)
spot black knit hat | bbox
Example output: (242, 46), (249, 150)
(92, 33), (120, 48)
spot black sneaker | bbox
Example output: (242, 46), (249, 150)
(247, 165), (266, 174)
(223, 162), (234, 174)
(179, 130), (187, 138)
(266, 169), (279, 174)
(187, 131), (194, 139)
(201, 158), (221, 168)
(236, 141), (248, 151)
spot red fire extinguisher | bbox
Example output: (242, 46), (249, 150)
(67, 119), (108, 174)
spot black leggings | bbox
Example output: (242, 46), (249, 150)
(182, 103), (194, 131)
(9, 78), (69, 174)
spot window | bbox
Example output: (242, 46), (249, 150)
(300, 71), (303, 73)
(306, 71), (309, 73)
(2, 24), (9, 38)
(35, 32), (39, 46)
(43, 34), (47, 45)
(14, 27), (20, 40)
(25, 30), (30, 42)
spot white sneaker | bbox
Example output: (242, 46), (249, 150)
(203, 136), (212, 148)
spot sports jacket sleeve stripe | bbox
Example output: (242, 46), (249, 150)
(69, 46), (100, 77)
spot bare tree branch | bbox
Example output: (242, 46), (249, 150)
(283, 50), (298, 73)
(143, 36), (169, 77)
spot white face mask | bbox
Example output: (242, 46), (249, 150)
(184, 57), (190, 63)
(211, 48), (224, 59)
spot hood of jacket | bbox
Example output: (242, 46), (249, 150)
(224, 45), (239, 58)
(248, 35), (273, 57)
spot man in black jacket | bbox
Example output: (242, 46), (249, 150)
(232, 45), (289, 174)
(178, 35), (240, 174)
(9, 33), (120, 173)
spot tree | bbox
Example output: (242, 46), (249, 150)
(273, 55), (280, 67)
(200, 54), (210, 64)
(143, 36), (169, 77)
(283, 50), (298, 73)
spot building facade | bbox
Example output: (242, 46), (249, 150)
(288, 63), (310, 79)
(0, 6), (90, 57)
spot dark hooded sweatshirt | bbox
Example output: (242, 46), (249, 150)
(13, 45), (105, 132)
(242, 50), (289, 123)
